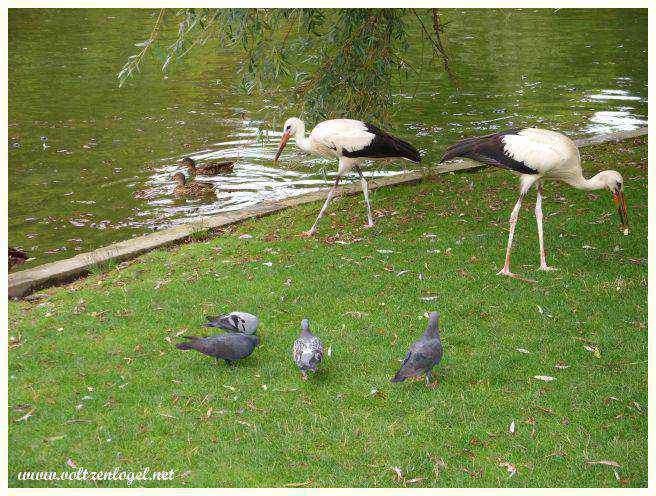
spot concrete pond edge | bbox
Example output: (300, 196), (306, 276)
(8, 127), (648, 298)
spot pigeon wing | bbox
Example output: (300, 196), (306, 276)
(292, 338), (304, 368)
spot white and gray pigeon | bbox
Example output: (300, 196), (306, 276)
(391, 311), (443, 386)
(203, 311), (259, 335)
(293, 319), (324, 380)
(175, 333), (259, 365)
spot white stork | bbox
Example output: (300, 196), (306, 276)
(274, 118), (420, 236)
(441, 128), (629, 281)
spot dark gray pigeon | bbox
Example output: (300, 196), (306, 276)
(203, 311), (259, 335)
(175, 333), (260, 365)
(292, 319), (324, 380)
(391, 311), (443, 386)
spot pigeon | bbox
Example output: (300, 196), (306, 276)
(203, 312), (259, 335)
(292, 319), (324, 380)
(175, 333), (260, 365)
(391, 311), (443, 386)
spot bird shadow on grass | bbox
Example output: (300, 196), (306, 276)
(305, 367), (332, 385)
(177, 356), (262, 375)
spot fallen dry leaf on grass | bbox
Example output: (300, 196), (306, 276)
(284, 479), (313, 487)
(14, 408), (35, 423)
(343, 311), (368, 318)
(153, 279), (170, 290)
(499, 461), (517, 477)
(584, 345), (602, 358)
(427, 454), (446, 479)
(533, 375), (556, 382)
(66, 458), (77, 469)
(586, 460), (621, 468)
(43, 435), (65, 443)
(370, 388), (386, 398)
(509, 420), (515, 434)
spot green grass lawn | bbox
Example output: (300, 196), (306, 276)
(8, 138), (647, 488)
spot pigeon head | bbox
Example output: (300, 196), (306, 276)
(424, 311), (440, 338)
(300, 319), (311, 336)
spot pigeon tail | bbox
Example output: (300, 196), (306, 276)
(175, 341), (195, 351)
(176, 335), (203, 351)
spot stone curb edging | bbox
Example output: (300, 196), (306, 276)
(8, 127), (648, 298)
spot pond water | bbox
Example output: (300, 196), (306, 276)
(8, 8), (648, 270)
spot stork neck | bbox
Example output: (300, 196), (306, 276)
(567, 171), (608, 191)
(293, 121), (312, 153)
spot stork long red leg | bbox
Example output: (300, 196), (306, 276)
(535, 182), (557, 271)
(497, 192), (525, 278)
(355, 166), (374, 228)
(302, 176), (341, 236)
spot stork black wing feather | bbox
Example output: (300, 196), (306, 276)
(441, 128), (538, 175)
(342, 123), (420, 163)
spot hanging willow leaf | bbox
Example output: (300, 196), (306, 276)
(118, 8), (458, 126)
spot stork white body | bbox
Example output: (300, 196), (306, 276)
(275, 118), (420, 235)
(442, 127), (628, 281)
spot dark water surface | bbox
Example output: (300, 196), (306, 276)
(8, 9), (648, 269)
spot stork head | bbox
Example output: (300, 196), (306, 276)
(274, 117), (303, 163)
(600, 170), (629, 235)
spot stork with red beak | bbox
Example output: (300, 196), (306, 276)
(441, 127), (629, 281)
(274, 118), (420, 236)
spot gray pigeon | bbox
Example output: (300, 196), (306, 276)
(175, 333), (259, 365)
(391, 312), (443, 386)
(293, 319), (324, 380)
(203, 312), (259, 335)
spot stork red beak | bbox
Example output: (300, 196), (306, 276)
(274, 130), (291, 163)
(613, 189), (629, 235)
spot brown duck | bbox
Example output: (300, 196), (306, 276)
(172, 172), (215, 197)
(9, 247), (29, 269)
(182, 156), (235, 176)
